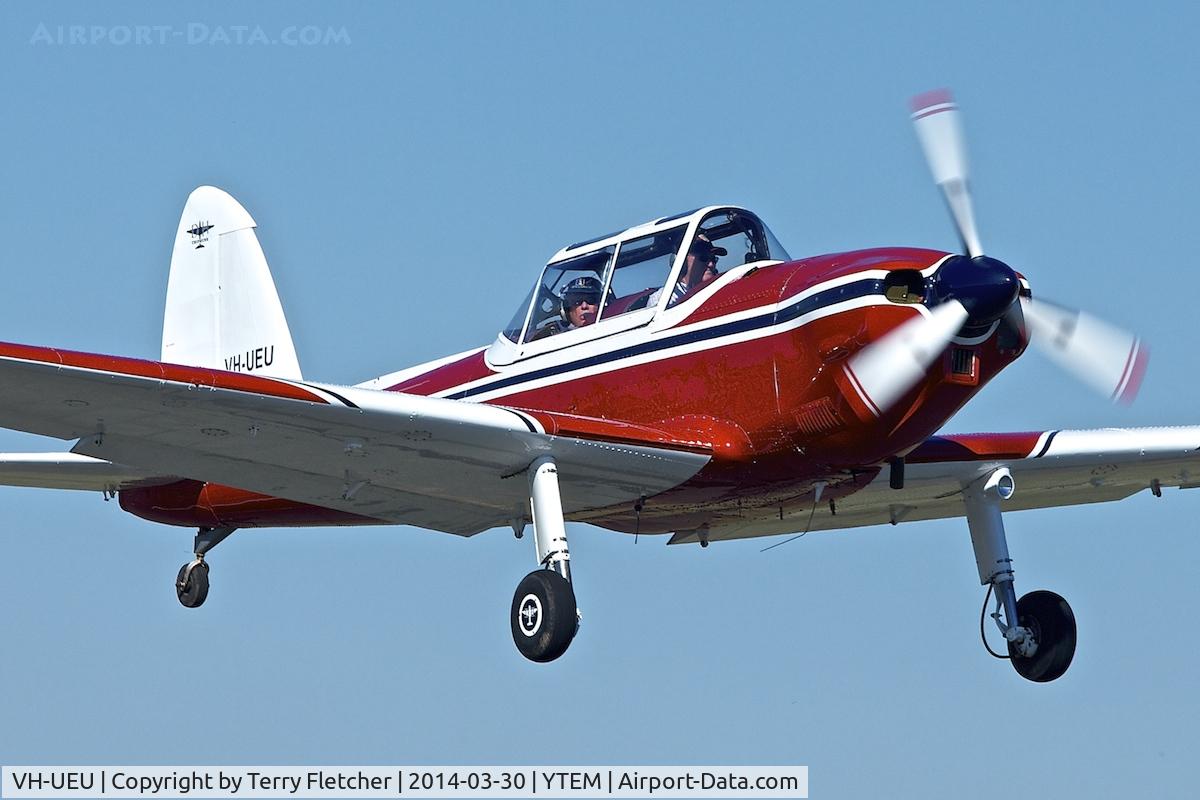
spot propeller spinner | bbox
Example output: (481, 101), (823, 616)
(844, 89), (1147, 416)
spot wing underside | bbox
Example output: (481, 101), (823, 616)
(669, 427), (1200, 543)
(0, 343), (710, 535)
(3, 343), (1196, 543)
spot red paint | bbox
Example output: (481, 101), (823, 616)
(911, 88), (954, 113)
(91, 245), (1031, 531)
(120, 480), (383, 528)
(518, 409), (714, 455)
(0, 342), (327, 404)
(120, 480), (223, 528)
(388, 350), (492, 394)
(1114, 341), (1149, 405)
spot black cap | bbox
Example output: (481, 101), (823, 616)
(690, 234), (728, 259)
(562, 275), (602, 298)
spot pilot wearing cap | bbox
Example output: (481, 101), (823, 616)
(650, 233), (727, 308)
(560, 275), (602, 329)
(529, 275), (604, 341)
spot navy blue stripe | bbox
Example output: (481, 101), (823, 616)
(505, 409), (539, 433)
(299, 382), (360, 409)
(447, 278), (886, 400)
(1033, 430), (1060, 458)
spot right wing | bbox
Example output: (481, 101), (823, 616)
(0, 341), (711, 535)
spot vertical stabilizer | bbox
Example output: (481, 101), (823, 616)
(162, 186), (303, 379)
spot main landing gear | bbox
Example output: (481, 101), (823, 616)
(510, 456), (579, 663)
(175, 525), (236, 609)
(966, 468), (1076, 682)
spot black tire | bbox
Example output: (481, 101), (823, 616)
(1009, 589), (1076, 683)
(510, 569), (577, 663)
(176, 561), (210, 608)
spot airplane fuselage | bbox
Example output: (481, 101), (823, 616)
(120, 246), (1028, 535)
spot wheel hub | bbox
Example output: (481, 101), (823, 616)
(518, 593), (543, 636)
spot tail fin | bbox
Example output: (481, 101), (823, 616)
(161, 186), (303, 379)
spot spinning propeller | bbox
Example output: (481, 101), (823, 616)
(844, 89), (1147, 415)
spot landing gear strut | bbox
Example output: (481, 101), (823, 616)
(965, 468), (1076, 682)
(511, 456), (578, 662)
(175, 525), (235, 609)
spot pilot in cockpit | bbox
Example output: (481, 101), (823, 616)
(528, 275), (603, 341)
(561, 276), (602, 329)
(649, 233), (727, 308)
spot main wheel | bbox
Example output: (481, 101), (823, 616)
(511, 569), (577, 663)
(1009, 589), (1076, 682)
(176, 560), (210, 608)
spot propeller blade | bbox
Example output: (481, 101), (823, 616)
(843, 300), (969, 416)
(1019, 297), (1148, 404)
(911, 89), (984, 258)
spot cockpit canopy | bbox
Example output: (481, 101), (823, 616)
(502, 207), (790, 344)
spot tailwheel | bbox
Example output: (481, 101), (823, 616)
(175, 559), (210, 608)
(1009, 590), (1077, 683)
(511, 569), (577, 663)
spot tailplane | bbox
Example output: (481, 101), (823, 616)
(162, 186), (303, 379)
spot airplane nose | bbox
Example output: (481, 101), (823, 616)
(931, 254), (1020, 323)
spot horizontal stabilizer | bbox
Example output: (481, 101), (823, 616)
(0, 452), (170, 492)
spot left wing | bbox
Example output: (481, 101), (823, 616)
(0, 342), (710, 535)
(670, 427), (1200, 543)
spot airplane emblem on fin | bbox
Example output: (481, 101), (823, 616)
(186, 220), (214, 249)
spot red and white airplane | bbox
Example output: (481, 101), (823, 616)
(0, 91), (1187, 681)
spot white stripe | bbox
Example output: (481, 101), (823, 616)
(432, 254), (958, 403)
(1029, 430), (1054, 458)
(293, 381), (360, 406)
(446, 258), (953, 400)
(1111, 339), (1142, 400)
(355, 346), (488, 390)
(454, 294), (909, 403)
(951, 319), (1001, 346)
(912, 101), (957, 118)
(507, 408), (546, 434)
(841, 363), (881, 417)
(651, 267), (892, 337)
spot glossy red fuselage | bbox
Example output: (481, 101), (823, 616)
(121, 247), (1028, 533)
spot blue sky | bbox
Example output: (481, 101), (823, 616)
(1, 2), (1198, 797)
